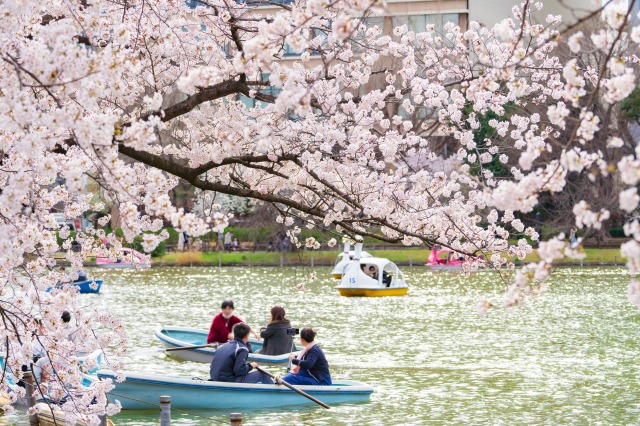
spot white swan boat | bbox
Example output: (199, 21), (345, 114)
(334, 242), (408, 297)
(330, 239), (372, 279)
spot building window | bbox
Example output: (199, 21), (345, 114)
(392, 13), (460, 34)
(238, 74), (280, 109)
(283, 43), (304, 57)
(283, 27), (328, 57)
(363, 16), (385, 31)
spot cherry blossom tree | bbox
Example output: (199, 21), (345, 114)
(1, 0), (640, 420)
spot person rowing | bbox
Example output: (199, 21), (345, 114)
(209, 323), (274, 384)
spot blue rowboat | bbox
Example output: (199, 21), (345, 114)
(96, 370), (374, 410)
(154, 326), (302, 365)
(0, 352), (22, 405)
(0, 349), (104, 407)
(47, 279), (103, 294)
(73, 279), (103, 293)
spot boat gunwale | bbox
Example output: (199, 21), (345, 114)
(47, 279), (103, 293)
(97, 370), (374, 394)
(154, 326), (301, 362)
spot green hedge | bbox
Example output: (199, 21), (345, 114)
(609, 227), (625, 238)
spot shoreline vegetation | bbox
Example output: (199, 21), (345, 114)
(147, 247), (629, 267)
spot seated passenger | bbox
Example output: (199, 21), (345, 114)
(368, 266), (378, 280)
(282, 328), (331, 386)
(207, 299), (258, 345)
(259, 306), (294, 356)
(360, 264), (370, 276)
(382, 271), (392, 287)
(75, 270), (88, 282)
(33, 312), (78, 387)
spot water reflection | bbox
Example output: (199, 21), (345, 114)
(4, 266), (640, 425)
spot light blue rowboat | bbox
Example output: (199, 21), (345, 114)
(47, 279), (103, 294)
(154, 326), (302, 365)
(96, 370), (374, 410)
(0, 349), (104, 407)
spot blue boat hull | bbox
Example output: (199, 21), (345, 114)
(47, 279), (103, 294)
(74, 279), (103, 293)
(0, 350), (104, 407)
(97, 371), (374, 410)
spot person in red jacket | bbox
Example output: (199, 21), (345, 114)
(207, 300), (258, 344)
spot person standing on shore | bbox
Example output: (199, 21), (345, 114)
(224, 232), (233, 251)
(569, 228), (578, 248)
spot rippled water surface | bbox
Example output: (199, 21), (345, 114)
(5, 266), (640, 425)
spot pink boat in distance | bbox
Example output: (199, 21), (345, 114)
(425, 247), (465, 271)
(95, 248), (151, 269)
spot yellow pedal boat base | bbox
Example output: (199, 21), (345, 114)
(336, 287), (409, 297)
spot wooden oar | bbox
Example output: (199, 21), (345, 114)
(255, 366), (330, 409)
(166, 343), (218, 352)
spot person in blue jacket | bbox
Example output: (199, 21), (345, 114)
(209, 322), (273, 384)
(282, 328), (332, 386)
(75, 270), (88, 282)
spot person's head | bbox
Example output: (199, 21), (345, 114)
(300, 328), (316, 345)
(61, 311), (71, 323)
(360, 264), (366, 271)
(270, 306), (287, 323)
(369, 266), (376, 273)
(232, 322), (251, 342)
(220, 299), (234, 317)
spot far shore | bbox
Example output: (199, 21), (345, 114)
(51, 246), (629, 268)
(139, 247), (628, 268)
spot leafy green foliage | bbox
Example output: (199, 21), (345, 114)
(463, 103), (513, 178)
(621, 85), (640, 123)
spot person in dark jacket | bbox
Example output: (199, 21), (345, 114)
(75, 270), (88, 282)
(259, 306), (294, 356)
(282, 328), (331, 386)
(209, 323), (274, 384)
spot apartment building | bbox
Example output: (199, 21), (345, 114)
(371, 0), (469, 33)
(470, 0), (640, 29)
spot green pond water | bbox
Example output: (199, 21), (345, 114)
(4, 266), (640, 425)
